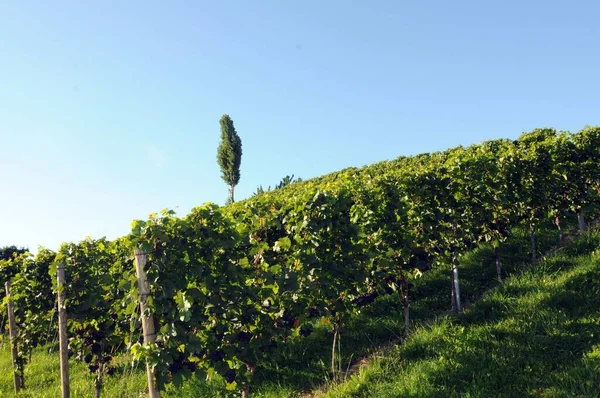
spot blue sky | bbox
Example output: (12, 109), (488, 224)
(1, 1), (599, 252)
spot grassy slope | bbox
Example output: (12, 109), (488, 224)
(326, 227), (600, 397)
(0, 219), (575, 397)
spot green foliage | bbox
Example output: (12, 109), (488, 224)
(1, 249), (56, 381)
(275, 175), (300, 190)
(253, 175), (302, 197)
(254, 185), (266, 195)
(49, 237), (136, 395)
(513, 128), (557, 225)
(0, 246), (29, 299)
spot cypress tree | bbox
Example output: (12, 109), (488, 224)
(217, 114), (243, 204)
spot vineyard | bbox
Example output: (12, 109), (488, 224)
(1, 126), (600, 397)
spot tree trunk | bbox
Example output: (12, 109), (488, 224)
(331, 322), (340, 381)
(451, 253), (461, 313)
(494, 245), (503, 283)
(577, 208), (586, 232)
(229, 185), (235, 204)
(530, 223), (537, 261)
(241, 364), (256, 398)
(555, 214), (563, 242)
(95, 363), (104, 398)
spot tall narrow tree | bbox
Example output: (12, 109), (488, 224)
(217, 114), (243, 204)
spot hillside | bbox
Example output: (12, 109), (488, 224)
(1, 126), (599, 397)
(2, 223), (599, 397)
(327, 227), (600, 397)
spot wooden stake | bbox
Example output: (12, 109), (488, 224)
(577, 208), (586, 232)
(5, 281), (23, 393)
(135, 250), (161, 398)
(57, 264), (70, 398)
(530, 223), (537, 261)
(452, 253), (461, 312)
(494, 245), (503, 283)
(555, 214), (563, 242)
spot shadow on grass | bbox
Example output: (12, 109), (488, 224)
(334, 231), (600, 397)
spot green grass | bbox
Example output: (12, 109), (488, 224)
(0, 219), (592, 397)
(0, 342), (147, 397)
(326, 227), (600, 397)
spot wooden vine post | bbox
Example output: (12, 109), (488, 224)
(5, 281), (23, 393)
(135, 249), (161, 398)
(451, 252), (461, 313)
(57, 263), (70, 398)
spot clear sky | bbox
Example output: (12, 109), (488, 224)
(1, 1), (599, 252)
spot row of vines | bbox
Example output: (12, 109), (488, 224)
(1, 126), (599, 397)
